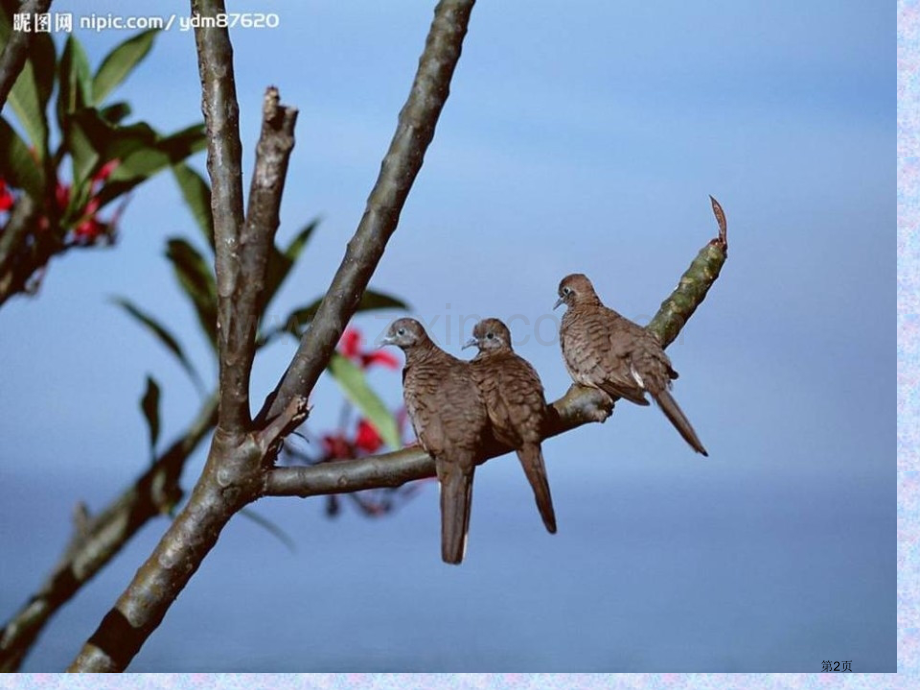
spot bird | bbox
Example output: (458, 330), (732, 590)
(464, 318), (557, 534)
(554, 273), (708, 456)
(381, 317), (489, 564)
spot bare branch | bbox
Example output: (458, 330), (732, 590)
(0, 393), (217, 672)
(261, 0), (477, 423)
(265, 215), (728, 498)
(225, 86), (298, 431)
(192, 0), (248, 432)
(0, 0), (52, 110)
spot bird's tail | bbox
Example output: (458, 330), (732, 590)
(439, 466), (475, 565)
(653, 388), (709, 456)
(518, 443), (557, 534)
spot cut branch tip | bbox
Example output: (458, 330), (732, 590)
(709, 195), (728, 250)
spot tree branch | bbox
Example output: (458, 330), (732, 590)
(647, 196), (728, 347)
(260, 0), (477, 423)
(0, 0), (52, 111)
(232, 86), (297, 428)
(265, 385), (614, 497)
(0, 392), (218, 672)
(69, 0), (479, 671)
(265, 202), (728, 498)
(192, 0), (248, 433)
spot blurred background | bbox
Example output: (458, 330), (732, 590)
(0, 0), (892, 671)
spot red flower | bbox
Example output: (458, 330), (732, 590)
(338, 327), (399, 370)
(339, 328), (362, 359)
(354, 419), (383, 454)
(0, 179), (14, 212)
(361, 351), (400, 369)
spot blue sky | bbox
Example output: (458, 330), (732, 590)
(0, 0), (892, 671)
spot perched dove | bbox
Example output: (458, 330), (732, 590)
(382, 318), (489, 564)
(464, 318), (557, 534)
(555, 274), (708, 456)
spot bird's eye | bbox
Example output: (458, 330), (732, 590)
(486, 332), (494, 340)
(397, 328), (406, 336)
(563, 287), (571, 295)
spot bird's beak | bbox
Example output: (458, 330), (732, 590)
(462, 337), (478, 350)
(379, 334), (396, 347)
(553, 296), (565, 310)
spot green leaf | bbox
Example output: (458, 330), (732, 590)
(165, 238), (218, 350)
(69, 108), (158, 161)
(8, 65), (45, 151)
(276, 289), (408, 341)
(65, 117), (99, 199)
(93, 122), (206, 209)
(57, 36), (92, 129)
(172, 163), (214, 251)
(261, 219), (319, 313)
(140, 375), (161, 454)
(0, 117), (44, 200)
(65, 176), (94, 224)
(239, 507), (296, 553)
(6, 32), (55, 154)
(66, 110), (159, 209)
(92, 29), (158, 104)
(283, 219), (320, 263)
(328, 352), (401, 450)
(111, 296), (205, 392)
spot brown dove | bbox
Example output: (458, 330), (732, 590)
(464, 318), (557, 534)
(555, 273), (708, 456)
(381, 317), (489, 564)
